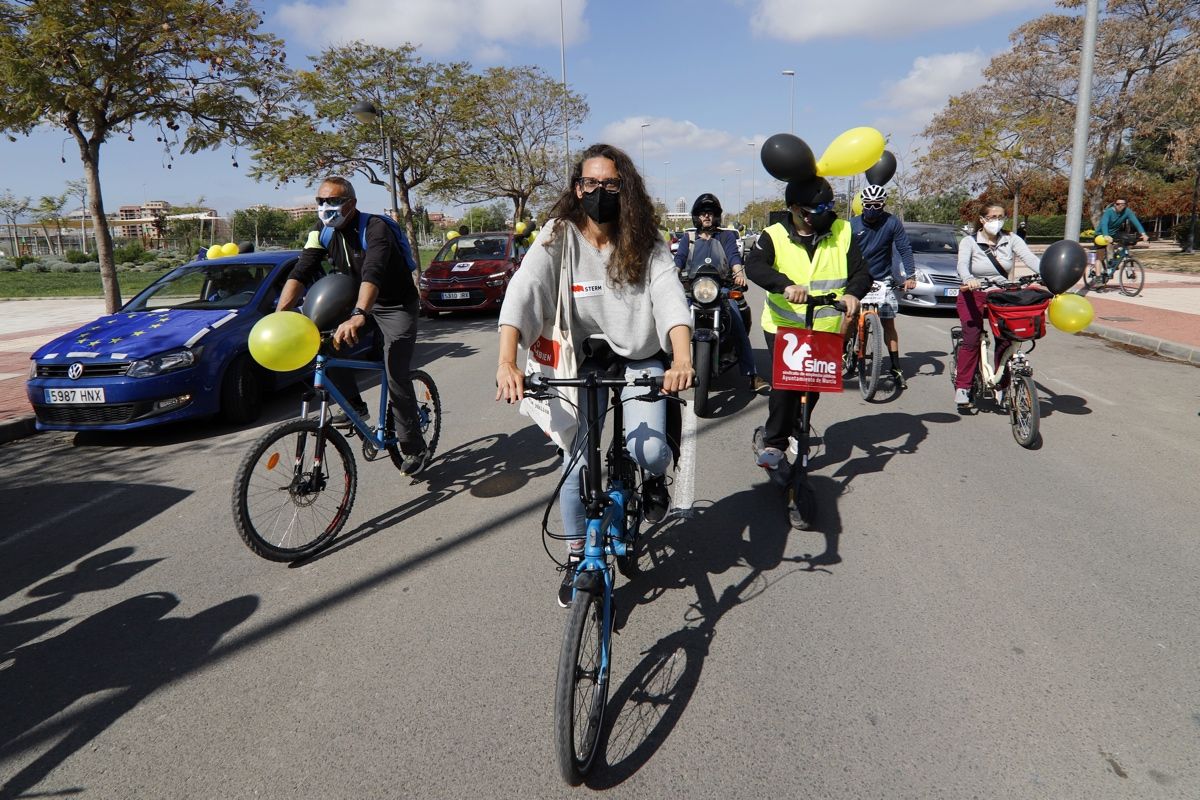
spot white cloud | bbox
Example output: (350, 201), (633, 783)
(597, 116), (745, 162)
(749, 0), (1051, 42)
(277, 0), (587, 55)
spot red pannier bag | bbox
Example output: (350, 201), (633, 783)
(984, 288), (1054, 341)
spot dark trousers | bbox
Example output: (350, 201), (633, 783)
(954, 291), (1009, 390)
(330, 300), (424, 454)
(761, 330), (820, 451)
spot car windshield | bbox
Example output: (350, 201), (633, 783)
(908, 229), (959, 253)
(435, 235), (510, 262)
(125, 261), (273, 312)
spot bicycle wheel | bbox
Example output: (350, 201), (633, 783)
(554, 586), (609, 785)
(232, 418), (357, 561)
(859, 311), (884, 401)
(1009, 373), (1040, 448)
(1119, 258), (1144, 297)
(842, 322), (859, 378)
(385, 370), (443, 471)
(949, 334), (961, 389)
(1082, 263), (1101, 290)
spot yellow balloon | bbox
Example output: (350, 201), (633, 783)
(221, 242), (240, 256)
(851, 190), (863, 216)
(248, 312), (320, 372)
(446, 230), (460, 241)
(1093, 235), (1109, 246)
(1048, 293), (1094, 333)
(514, 221), (527, 235)
(816, 127), (886, 178)
(206, 244), (223, 260)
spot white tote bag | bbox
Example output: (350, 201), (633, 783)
(518, 233), (579, 450)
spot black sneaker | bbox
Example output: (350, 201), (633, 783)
(330, 401), (369, 428)
(558, 553), (582, 608)
(642, 475), (669, 523)
(748, 375), (771, 394)
(787, 484), (816, 531)
(890, 368), (907, 390)
(400, 448), (430, 476)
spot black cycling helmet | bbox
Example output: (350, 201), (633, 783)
(784, 177), (834, 209)
(690, 193), (723, 230)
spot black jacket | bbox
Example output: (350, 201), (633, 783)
(289, 212), (418, 306)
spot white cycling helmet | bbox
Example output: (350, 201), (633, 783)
(861, 184), (888, 203)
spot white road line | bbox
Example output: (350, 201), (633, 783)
(923, 324), (947, 334)
(1047, 377), (1117, 406)
(671, 399), (697, 517)
(0, 486), (126, 548)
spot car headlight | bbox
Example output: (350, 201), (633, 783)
(28, 359), (37, 379)
(692, 276), (720, 304)
(418, 275), (429, 289)
(914, 269), (932, 284)
(484, 272), (508, 287)
(127, 349), (196, 378)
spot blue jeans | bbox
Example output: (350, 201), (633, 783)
(727, 298), (756, 376)
(559, 358), (671, 545)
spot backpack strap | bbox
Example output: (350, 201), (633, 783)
(974, 239), (1008, 277)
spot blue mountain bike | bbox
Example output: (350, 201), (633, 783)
(523, 370), (682, 785)
(232, 338), (441, 561)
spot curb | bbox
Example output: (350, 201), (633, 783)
(0, 414), (37, 445)
(1085, 322), (1200, 366)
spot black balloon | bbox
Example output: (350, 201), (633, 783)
(302, 273), (358, 330)
(1039, 240), (1087, 294)
(864, 150), (897, 186)
(760, 134), (817, 183)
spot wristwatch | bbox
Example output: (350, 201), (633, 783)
(350, 307), (367, 318)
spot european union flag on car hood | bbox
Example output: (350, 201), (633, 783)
(32, 309), (235, 362)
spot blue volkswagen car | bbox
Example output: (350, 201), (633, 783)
(26, 251), (352, 431)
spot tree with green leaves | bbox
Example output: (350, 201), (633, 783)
(449, 65), (588, 223)
(34, 193), (68, 255)
(0, 190), (31, 258)
(459, 202), (509, 233)
(65, 178), (90, 253)
(231, 207), (291, 247)
(249, 43), (479, 268)
(0, 0), (288, 311)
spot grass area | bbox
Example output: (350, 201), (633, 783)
(0, 269), (172, 299)
(0, 247), (446, 299)
(1132, 250), (1200, 273)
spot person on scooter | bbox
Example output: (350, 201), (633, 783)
(744, 176), (869, 521)
(848, 184), (916, 388)
(674, 193), (769, 393)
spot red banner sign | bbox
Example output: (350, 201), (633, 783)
(771, 327), (844, 392)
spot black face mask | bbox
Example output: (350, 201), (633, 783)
(582, 189), (620, 224)
(862, 208), (884, 224)
(806, 210), (837, 235)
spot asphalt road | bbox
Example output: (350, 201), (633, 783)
(1, 297), (1198, 799)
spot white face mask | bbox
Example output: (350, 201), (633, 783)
(318, 202), (346, 228)
(982, 219), (1004, 236)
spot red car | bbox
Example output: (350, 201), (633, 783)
(419, 231), (527, 316)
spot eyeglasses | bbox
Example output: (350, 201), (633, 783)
(862, 202), (885, 210)
(800, 201), (836, 215)
(577, 177), (622, 194)
(316, 196), (350, 205)
(982, 214), (1007, 222)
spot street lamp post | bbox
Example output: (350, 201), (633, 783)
(640, 122), (651, 178)
(781, 70), (795, 134)
(747, 142), (756, 228)
(350, 100), (400, 222)
(735, 168), (742, 223)
(664, 160), (670, 209)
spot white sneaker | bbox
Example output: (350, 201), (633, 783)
(955, 388), (971, 406)
(756, 447), (785, 470)
(787, 436), (798, 456)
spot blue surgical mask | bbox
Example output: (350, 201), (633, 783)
(318, 202), (346, 228)
(862, 208), (884, 224)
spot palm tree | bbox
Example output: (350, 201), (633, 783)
(35, 193), (67, 255)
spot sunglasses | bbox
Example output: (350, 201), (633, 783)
(800, 201), (836, 215)
(862, 202), (885, 210)
(316, 196), (350, 205)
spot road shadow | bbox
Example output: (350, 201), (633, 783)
(0, 481), (191, 604)
(1034, 382), (1093, 417)
(0, 591), (258, 800)
(587, 485), (839, 787)
(295, 424), (560, 564)
(816, 411), (959, 497)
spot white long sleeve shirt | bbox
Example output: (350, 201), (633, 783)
(957, 231), (1041, 281)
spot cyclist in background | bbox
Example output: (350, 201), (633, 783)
(674, 193), (769, 393)
(1096, 197), (1149, 266)
(848, 184), (916, 388)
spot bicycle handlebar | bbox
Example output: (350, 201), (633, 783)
(805, 292), (848, 311)
(523, 373), (686, 405)
(971, 274), (1043, 290)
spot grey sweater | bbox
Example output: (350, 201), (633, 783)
(498, 218), (692, 360)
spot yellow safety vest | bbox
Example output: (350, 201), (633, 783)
(760, 219), (851, 334)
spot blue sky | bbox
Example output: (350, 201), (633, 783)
(0, 0), (1060, 220)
